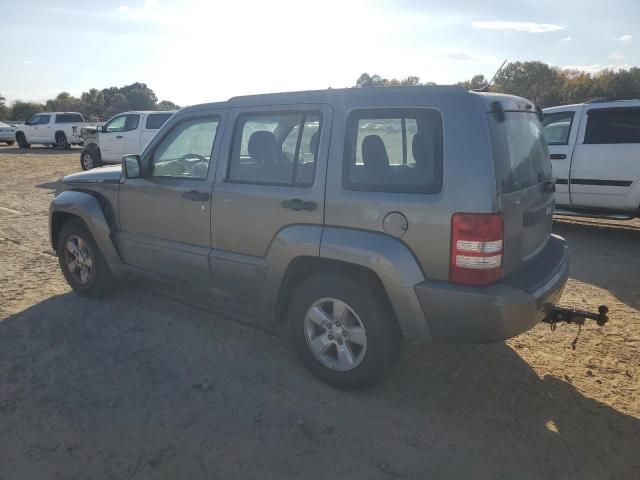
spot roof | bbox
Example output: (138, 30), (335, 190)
(178, 86), (539, 117)
(544, 99), (640, 111)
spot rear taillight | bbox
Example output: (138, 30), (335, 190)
(450, 213), (503, 286)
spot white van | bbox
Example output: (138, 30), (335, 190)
(543, 99), (640, 219)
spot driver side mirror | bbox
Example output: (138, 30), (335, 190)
(122, 154), (142, 179)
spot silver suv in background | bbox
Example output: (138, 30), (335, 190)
(50, 86), (569, 388)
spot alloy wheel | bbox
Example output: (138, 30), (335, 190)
(303, 297), (368, 372)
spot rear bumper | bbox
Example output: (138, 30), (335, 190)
(414, 235), (569, 342)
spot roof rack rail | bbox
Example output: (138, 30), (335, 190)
(586, 97), (638, 104)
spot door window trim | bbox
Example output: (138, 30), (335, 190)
(224, 109), (323, 188)
(144, 113), (221, 181)
(342, 107), (444, 194)
(584, 106), (640, 144)
(542, 111), (575, 145)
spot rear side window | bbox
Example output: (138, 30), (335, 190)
(146, 113), (173, 129)
(584, 107), (640, 144)
(55, 113), (84, 123)
(490, 112), (551, 194)
(543, 111), (574, 145)
(227, 111), (322, 186)
(344, 109), (443, 193)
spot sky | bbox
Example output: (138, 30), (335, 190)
(0, 0), (638, 107)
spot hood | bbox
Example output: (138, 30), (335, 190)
(63, 165), (122, 184)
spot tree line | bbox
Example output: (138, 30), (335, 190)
(0, 82), (179, 122)
(357, 61), (640, 106)
(2, 61), (640, 122)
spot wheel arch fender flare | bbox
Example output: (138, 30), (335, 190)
(318, 227), (432, 344)
(49, 190), (122, 264)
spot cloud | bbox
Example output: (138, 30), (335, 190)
(23, 60), (33, 64)
(617, 34), (632, 43)
(609, 51), (624, 61)
(560, 36), (572, 42)
(471, 21), (563, 33)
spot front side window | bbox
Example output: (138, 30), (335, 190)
(104, 115), (126, 133)
(228, 111), (322, 186)
(585, 107), (640, 144)
(543, 111), (574, 145)
(151, 116), (220, 179)
(344, 109), (443, 193)
(104, 114), (139, 133)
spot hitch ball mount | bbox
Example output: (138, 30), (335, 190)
(543, 305), (609, 328)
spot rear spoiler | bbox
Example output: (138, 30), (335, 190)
(490, 101), (544, 123)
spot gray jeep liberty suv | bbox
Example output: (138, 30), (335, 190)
(50, 86), (569, 388)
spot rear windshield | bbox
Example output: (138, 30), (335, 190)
(490, 112), (551, 194)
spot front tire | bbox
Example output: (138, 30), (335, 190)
(80, 147), (102, 170)
(16, 133), (30, 148)
(57, 219), (113, 297)
(288, 273), (403, 389)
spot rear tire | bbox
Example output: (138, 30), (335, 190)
(287, 273), (403, 389)
(5, 140), (15, 146)
(80, 147), (102, 170)
(16, 133), (29, 148)
(57, 219), (113, 298)
(56, 133), (70, 150)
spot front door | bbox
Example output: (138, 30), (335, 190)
(211, 105), (330, 298)
(118, 111), (225, 282)
(543, 107), (581, 207)
(100, 114), (126, 161)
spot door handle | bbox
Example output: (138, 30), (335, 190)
(550, 153), (566, 160)
(116, 135), (124, 139)
(182, 190), (211, 201)
(282, 199), (317, 211)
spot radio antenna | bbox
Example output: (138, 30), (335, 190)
(474, 59), (507, 92)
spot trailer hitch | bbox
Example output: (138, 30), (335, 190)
(542, 305), (609, 349)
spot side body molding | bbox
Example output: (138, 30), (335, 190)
(50, 190), (122, 264)
(319, 227), (432, 344)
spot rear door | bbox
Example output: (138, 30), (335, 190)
(569, 106), (640, 211)
(543, 107), (582, 206)
(119, 114), (141, 156)
(210, 105), (330, 298)
(490, 108), (555, 276)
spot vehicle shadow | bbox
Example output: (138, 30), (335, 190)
(1, 289), (638, 479)
(0, 146), (80, 155)
(553, 218), (640, 309)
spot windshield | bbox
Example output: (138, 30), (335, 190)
(490, 112), (551, 194)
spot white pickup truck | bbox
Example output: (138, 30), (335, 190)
(15, 112), (87, 149)
(79, 110), (175, 170)
(543, 99), (640, 219)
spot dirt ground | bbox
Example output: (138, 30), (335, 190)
(0, 145), (638, 480)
